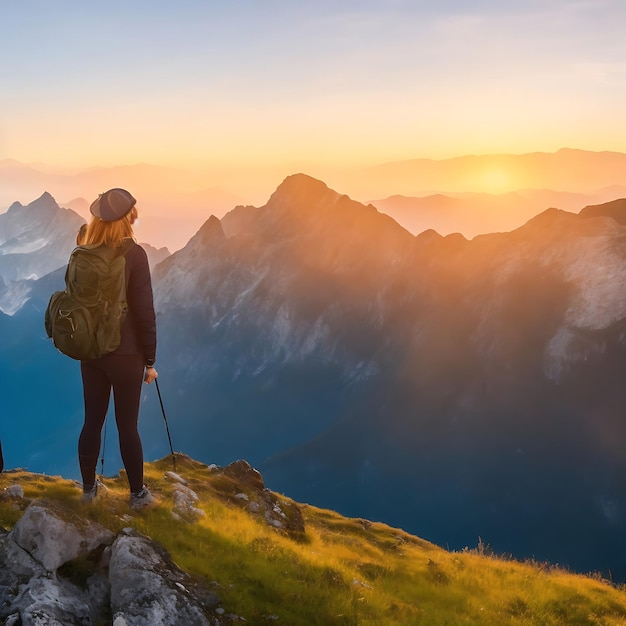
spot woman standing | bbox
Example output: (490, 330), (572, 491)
(78, 188), (158, 509)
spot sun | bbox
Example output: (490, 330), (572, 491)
(480, 167), (515, 194)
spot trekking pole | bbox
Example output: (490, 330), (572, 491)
(155, 378), (176, 471)
(99, 416), (108, 477)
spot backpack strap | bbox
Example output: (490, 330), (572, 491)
(118, 238), (136, 257)
(118, 239), (136, 290)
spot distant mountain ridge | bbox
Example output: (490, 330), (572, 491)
(0, 192), (170, 315)
(0, 160), (244, 252)
(5, 148), (626, 249)
(357, 147), (626, 195)
(371, 188), (626, 238)
(0, 192), (82, 314)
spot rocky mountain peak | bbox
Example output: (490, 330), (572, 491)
(161, 215), (226, 262)
(35, 190), (57, 206)
(257, 174), (414, 267)
(0, 191), (85, 314)
(6, 200), (23, 213)
(220, 204), (260, 238)
(7, 191), (58, 216)
(261, 174), (359, 234)
(187, 214), (226, 249)
(579, 197), (626, 224)
(267, 173), (340, 213)
(521, 206), (575, 230)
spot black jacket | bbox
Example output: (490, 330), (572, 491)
(112, 242), (157, 366)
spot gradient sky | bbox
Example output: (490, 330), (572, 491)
(2, 1), (626, 174)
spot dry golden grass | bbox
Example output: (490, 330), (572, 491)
(2, 455), (626, 625)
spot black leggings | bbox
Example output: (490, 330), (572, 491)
(79, 354), (145, 493)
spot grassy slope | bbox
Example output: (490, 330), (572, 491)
(2, 455), (626, 626)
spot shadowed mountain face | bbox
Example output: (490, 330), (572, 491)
(3, 175), (626, 580)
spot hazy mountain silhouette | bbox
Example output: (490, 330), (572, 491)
(372, 188), (626, 238)
(351, 148), (626, 197)
(6, 148), (626, 250)
(0, 161), (244, 252)
(579, 197), (626, 224)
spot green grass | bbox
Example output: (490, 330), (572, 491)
(2, 455), (626, 625)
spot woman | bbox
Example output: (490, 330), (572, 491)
(78, 188), (158, 509)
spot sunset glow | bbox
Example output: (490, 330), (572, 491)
(478, 166), (518, 194)
(3, 2), (626, 171)
(2, 2), (626, 250)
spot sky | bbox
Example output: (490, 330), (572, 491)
(2, 0), (626, 178)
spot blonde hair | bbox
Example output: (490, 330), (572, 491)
(83, 206), (138, 248)
(76, 223), (88, 245)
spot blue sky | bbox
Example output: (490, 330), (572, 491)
(2, 1), (626, 171)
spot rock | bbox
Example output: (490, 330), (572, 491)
(223, 459), (265, 490)
(0, 499), (223, 625)
(215, 461), (305, 535)
(7, 575), (99, 625)
(165, 470), (188, 485)
(109, 528), (220, 625)
(0, 501), (112, 624)
(5, 484), (23, 498)
(171, 483), (205, 519)
(10, 501), (115, 572)
(0, 526), (45, 578)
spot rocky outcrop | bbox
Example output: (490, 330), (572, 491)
(0, 498), (224, 625)
(214, 459), (305, 535)
(0, 459), (305, 625)
(109, 529), (220, 626)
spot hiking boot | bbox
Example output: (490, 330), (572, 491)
(130, 485), (157, 510)
(81, 479), (102, 503)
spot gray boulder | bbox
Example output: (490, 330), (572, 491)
(109, 528), (219, 625)
(0, 498), (224, 625)
(11, 501), (115, 572)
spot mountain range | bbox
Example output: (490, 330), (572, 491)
(2, 176), (626, 581)
(371, 187), (626, 238)
(5, 148), (626, 250)
(354, 147), (626, 195)
(0, 192), (169, 315)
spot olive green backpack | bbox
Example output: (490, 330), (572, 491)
(45, 241), (133, 360)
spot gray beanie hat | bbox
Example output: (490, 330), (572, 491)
(90, 188), (136, 222)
